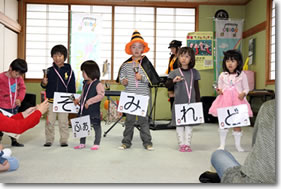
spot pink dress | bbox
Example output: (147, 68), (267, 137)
(209, 71), (253, 117)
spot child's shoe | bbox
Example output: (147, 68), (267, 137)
(145, 145), (154, 151)
(90, 145), (100, 150)
(118, 144), (128, 150)
(74, 144), (85, 149)
(185, 145), (192, 152)
(179, 145), (186, 152)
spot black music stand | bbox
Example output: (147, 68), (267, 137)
(148, 76), (174, 130)
(103, 113), (124, 137)
(103, 90), (141, 137)
(103, 90), (124, 137)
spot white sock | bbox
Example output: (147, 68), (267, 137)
(2, 148), (12, 158)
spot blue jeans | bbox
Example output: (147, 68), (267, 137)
(7, 157), (19, 171)
(211, 150), (241, 178)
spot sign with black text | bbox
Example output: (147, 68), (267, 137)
(53, 92), (80, 113)
(217, 104), (250, 129)
(175, 102), (204, 125)
(71, 115), (91, 138)
(117, 92), (149, 117)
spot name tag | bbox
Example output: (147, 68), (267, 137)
(118, 92), (149, 117)
(217, 104), (250, 129)
(71, 115), (91, 138)
(53, 92), (80, 113)
(175, 102), (204, 125)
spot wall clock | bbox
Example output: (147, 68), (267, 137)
(215, 9), (229, 20)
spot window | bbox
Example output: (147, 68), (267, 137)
(25, 4), (195, 80)
(25, 4), (68, 79)
(156, 8), (195, 74)
(269, 0), (275, 80)
(113, 6), (155, 79)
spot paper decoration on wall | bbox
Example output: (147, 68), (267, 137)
(248, 38), (255, 65)
(70, 13), (102, 93)
(187, 32), (214, 70)
(215, 19), (244, 80)
(102, 59), (110, 77)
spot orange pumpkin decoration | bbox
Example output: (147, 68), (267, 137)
(104, 100), (109, 110)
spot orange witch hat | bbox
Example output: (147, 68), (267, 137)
(125, 30), (150, 55)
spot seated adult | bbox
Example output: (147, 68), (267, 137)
(200, 99), (275, 183)
(0, 100), (48, 172)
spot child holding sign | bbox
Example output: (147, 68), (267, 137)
(117, 30), (153, 151)
(209, 50), (253, 152)
(165, 47), (201, 152)
(41, 45), (76, 147)
(73, 60), (104, 150)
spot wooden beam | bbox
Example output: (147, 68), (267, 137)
(265, 0), (274, 85)
(242, 21), (266, 39)
(18, 0), (26, 59)
(22, 0), (249, 7)
(0, 12), (21, 33)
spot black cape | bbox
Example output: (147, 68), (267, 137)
(116, 56), (160, 87)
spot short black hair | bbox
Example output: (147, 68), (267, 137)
(81, 60), (100, 80)
(51, 44), (68, 61)
(10, 58), (28, 74)
(178, 47), (196, 69)
(222, 49), (243, 75)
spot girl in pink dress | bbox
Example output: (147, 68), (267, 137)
(209, 50), (253, 152)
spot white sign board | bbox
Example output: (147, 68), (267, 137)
(71, 115), (91, 138)
(0, 108), (20, 139)
(175, 102), (204, 126)
(217, 104), (250, 129)
(53, 92), (80, 113)
(117, 92), (149, 117)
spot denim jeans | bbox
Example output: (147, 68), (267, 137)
(211, 149), (241, 178)
(7, 157), (19, 171)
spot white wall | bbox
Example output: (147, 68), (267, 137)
(0, 0), (4, 12)
(0, 0), (18, 72)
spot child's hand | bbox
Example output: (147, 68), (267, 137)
(173, 76), (183, 83)
(73, 99), (80, 106)
(36, 99), (49, 115)
(85, 103), (89, 109)
(135, 73), (142, 80)
(216, 88), (223, 95)
(238, 92), (246, 100)
(15, 99), (21, 106)
(42, 78), (48, 85)
(121, 78), (128, 86)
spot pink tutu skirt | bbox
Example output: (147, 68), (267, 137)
(209, 88), (253, 117)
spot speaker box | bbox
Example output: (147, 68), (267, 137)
(18, 93), (36, 112)
(201, 96), (218, 123)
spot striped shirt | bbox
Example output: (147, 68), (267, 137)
(119, 58), (150, 96)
